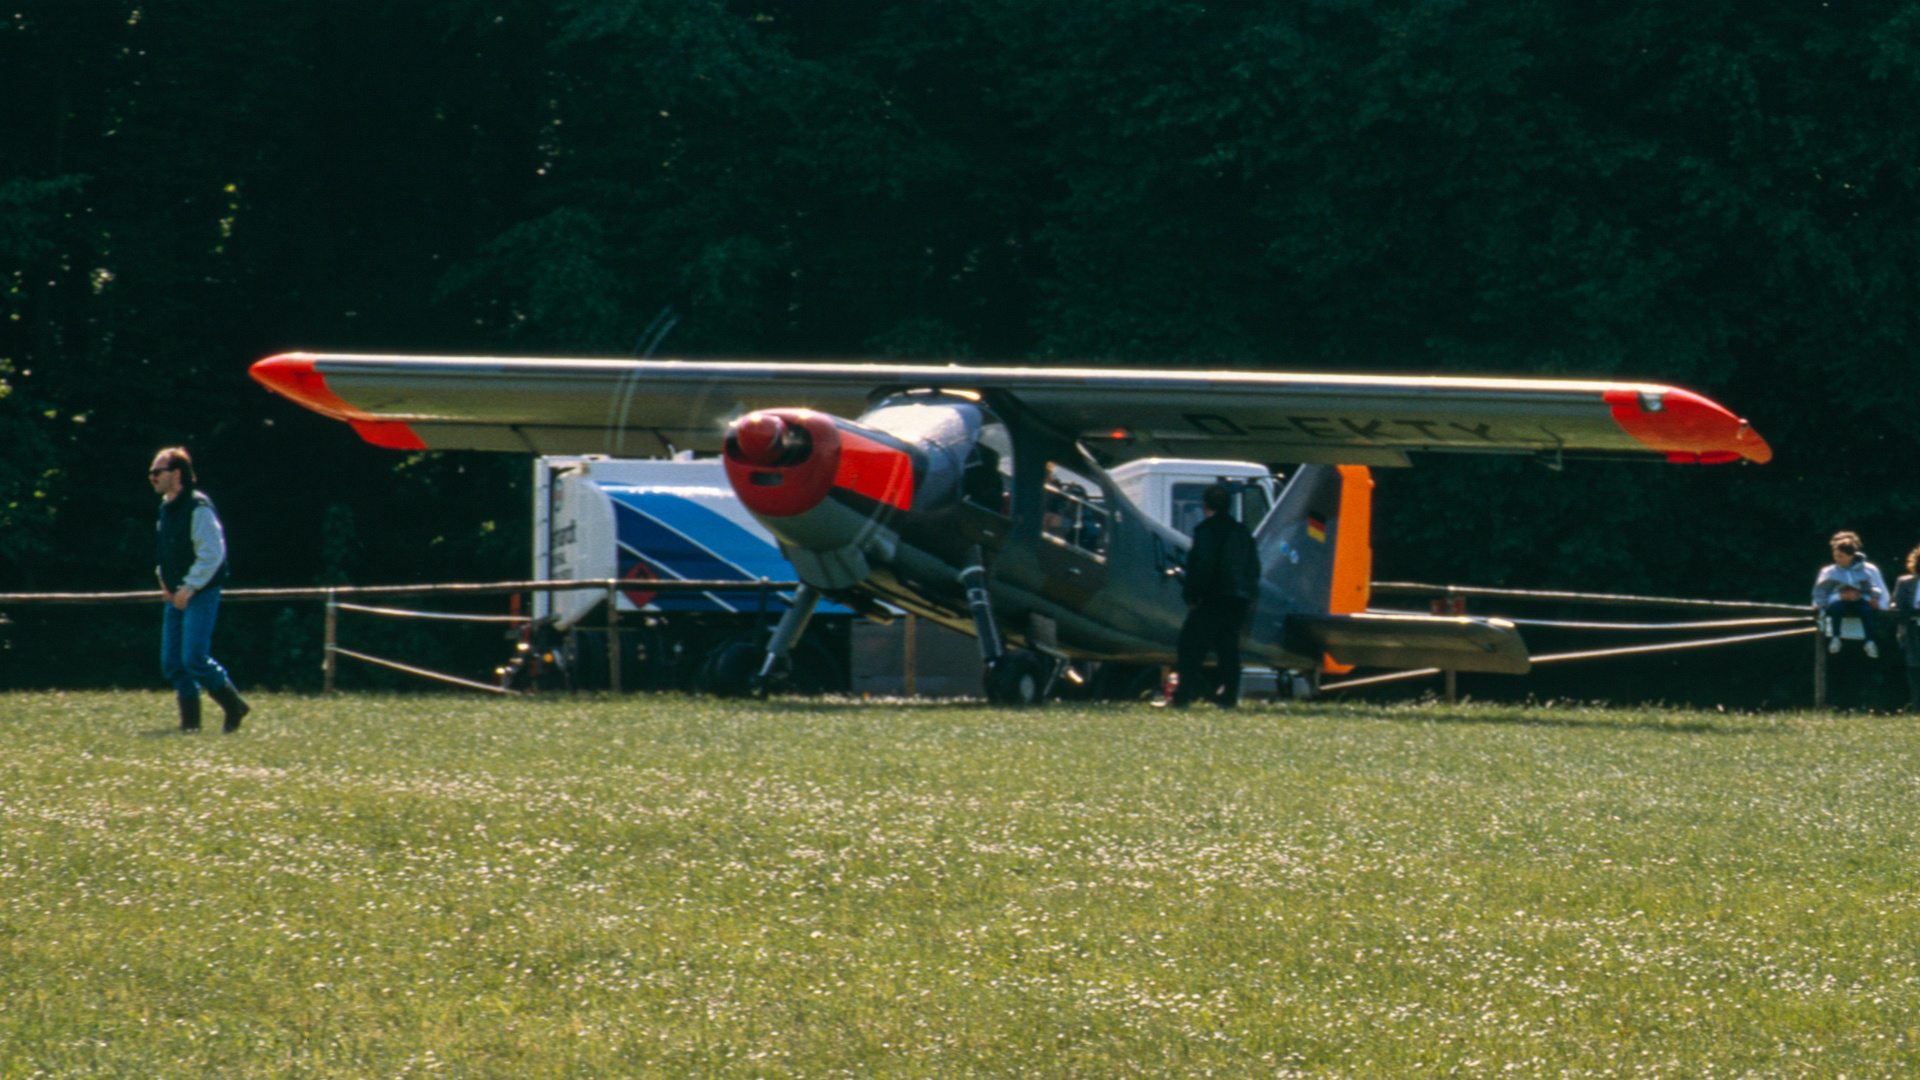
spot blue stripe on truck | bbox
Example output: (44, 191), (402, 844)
(606, 490), (782, 578)
(604, 489), (848, 614)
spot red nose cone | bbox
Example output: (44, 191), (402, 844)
(734, 413), (788, 466)
(725, 410), (842, 518)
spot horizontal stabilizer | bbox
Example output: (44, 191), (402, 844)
(1286, 612), (1531, 674)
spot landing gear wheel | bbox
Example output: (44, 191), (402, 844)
(984, 651), (1047, 706)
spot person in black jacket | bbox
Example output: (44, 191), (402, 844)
(1168, 483), (1261, 708)
(151, 448), (250, 733)
(1892, 543), (1920, 711)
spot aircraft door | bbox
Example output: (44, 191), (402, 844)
(948, 416), (1014, 566)
(1034, 461), (1109, 608)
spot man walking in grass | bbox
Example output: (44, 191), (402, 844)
(150, 447), (250, 733)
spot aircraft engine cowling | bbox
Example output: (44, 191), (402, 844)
(723, 408), (920, 591)
(723, 410), (842, 518)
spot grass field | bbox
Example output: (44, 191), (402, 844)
(3, 692), (1919, 1078)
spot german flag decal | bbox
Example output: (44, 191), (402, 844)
(1306, 515), (1327, 543)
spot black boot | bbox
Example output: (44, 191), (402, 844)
(177, 693), (202, 733)
(210, 681), (250, 733)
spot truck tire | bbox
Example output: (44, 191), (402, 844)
(706, 639), (765, 698)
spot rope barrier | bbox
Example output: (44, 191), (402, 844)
(0, 576), (1831, 700)
(0, 578), (1804, 618)
(335, 602), (532, 625)
(1368, 610), (1813, 632)
(328, 646), (524, 696)
(0, 578), (800, 605)
(1528, 625), (1816, 665)
(1504, 615), (1810, 631)
(1321, 625), (1818, 693)
(1371, 581), (1809, 615)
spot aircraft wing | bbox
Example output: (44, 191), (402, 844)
(251, 353), (1770, 466)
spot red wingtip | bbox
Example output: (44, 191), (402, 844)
(1604, 388), (1772, 465)
(251, 353), (354, 420)
(349, 419), (430, 451)
(252, 353), (427, 451)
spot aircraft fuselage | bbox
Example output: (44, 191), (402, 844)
(721, 391), (1316, 670)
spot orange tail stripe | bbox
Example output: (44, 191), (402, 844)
(1322, 465), (1374, 676)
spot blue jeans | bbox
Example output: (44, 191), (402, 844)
(161, 586), (230, 698)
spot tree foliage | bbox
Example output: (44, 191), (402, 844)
(3, 0), (1918, 694)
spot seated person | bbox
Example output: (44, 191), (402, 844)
(1825, 580), (1882, 659)
(1813, 532), (1890, 609)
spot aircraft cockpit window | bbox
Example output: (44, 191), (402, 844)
(964, 422), (1013, 514)
(1043, 462), (1110, 559)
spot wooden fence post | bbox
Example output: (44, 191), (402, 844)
(1431, 593), (1467, 704)
(903, 612), (918, 698)
(323, 589), (338, 694)
(606, 584), (621, 695)
(1813, 620), (1827, 709)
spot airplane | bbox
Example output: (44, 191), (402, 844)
(250, 353), (1770, 703)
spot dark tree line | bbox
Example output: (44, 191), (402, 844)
(5, 0), (1919, 698)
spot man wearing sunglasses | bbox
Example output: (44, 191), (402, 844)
(150, 447), (250, 732)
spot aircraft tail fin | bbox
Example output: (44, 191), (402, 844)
(1252, 464), (1373, 618)
(1252, 464), (1529, 674)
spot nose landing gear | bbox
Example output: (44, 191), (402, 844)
(984, 651), (1048, 705)
(961, 545), (1053, 706)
